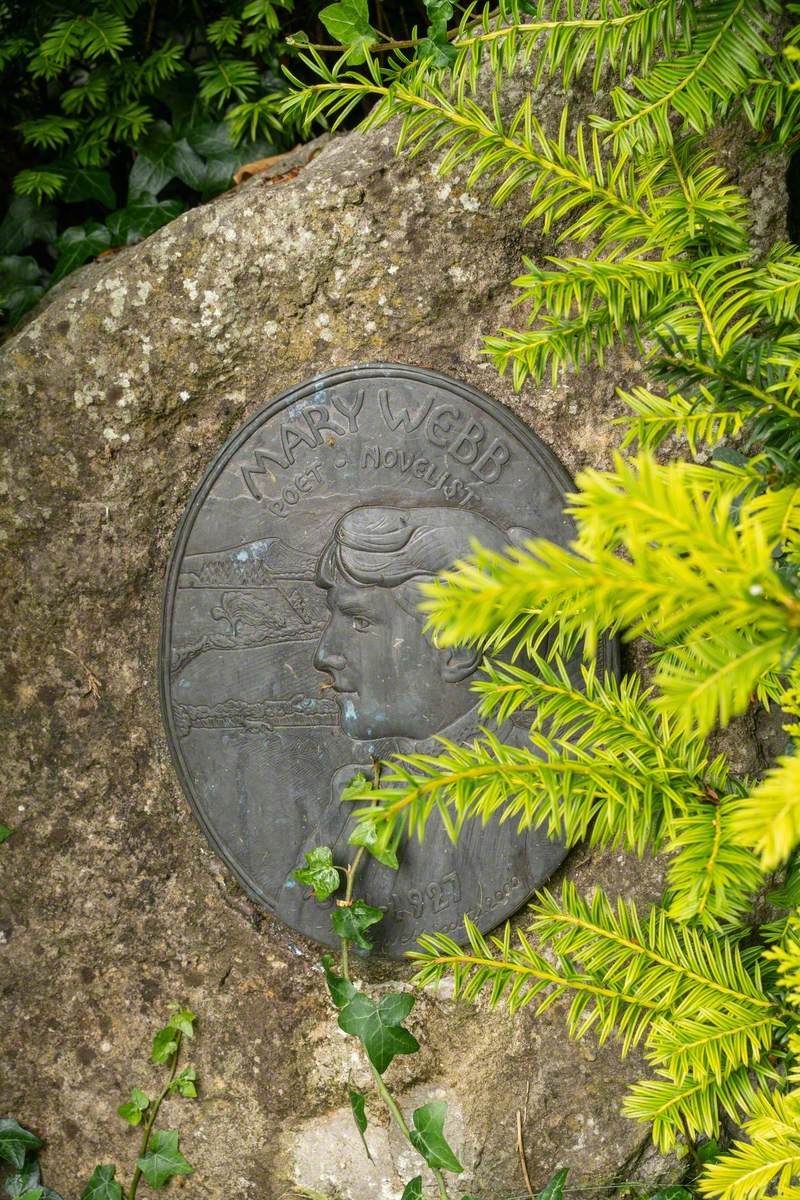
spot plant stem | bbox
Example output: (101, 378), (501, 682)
(338, 840), (450, 1198)
(128, 1032), (183, 1200)
(339, 843), (366, 980)
(144, 0), (158, 50)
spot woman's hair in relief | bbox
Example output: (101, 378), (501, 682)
(316, 505), (532, 620)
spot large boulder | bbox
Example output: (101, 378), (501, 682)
(0, 96), (786, 1199)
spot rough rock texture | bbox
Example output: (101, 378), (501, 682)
(0, 94), (788, 1200)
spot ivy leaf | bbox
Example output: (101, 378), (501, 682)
(0, 197), (57, 255)
(168, 140), (207, 192)
(185, 121), (234, 158)
(79, 1164), (123, 1200)
(420, 0), (456, 66)
(0, 823), (12, 844)
(0, 256), (46, 324)
(169, 1066), (198, 1098)
(13, 1184), (62, 1200)
(117, 1087), (150, 1125)
(319, 0), (376, 64)
(348, 819), (399, 870)
(331, 898), (383, 950)
(50, 222), (111, 285)
(2, 286), (41, 323)
(136, 1130), (192, 1189)
(167, 1007), (196, 1038)
(424, 0), (454, 36)
(0, 1121), (42, 1170)
(57, 163), (116, 208)
(696, 1139), (721, 1165)
(337, 990), (419, 1074)
(184, 122), (274, 195)
(184, 121), (238, 193)
(539, 1168), (569, 1200)
(416, 35), (457, 67)
(128, 122), (177, 196)
(148, 1005), (196, 1064)
(417, 0), (453, 65)
(106, 199), (183, 246)
(128, 121), (205, 198)
(321, 953), (356, 1008)
(151, 1027), (179, 1064)
(348, 1087), (372, 1161)
(408, 1101), (463, 1174)
(4, 1151), (41, 1196)
(293, 846), (341, 901)
(0, 256), (42, 285)
(401, 1180), (422, 1200)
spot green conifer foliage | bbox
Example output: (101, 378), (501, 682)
(285, 3), (800, 1195)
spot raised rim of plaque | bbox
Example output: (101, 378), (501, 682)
(159, 363), (621, 947)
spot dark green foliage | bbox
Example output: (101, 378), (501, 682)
(337, 989), (420, 1073)
(79, 1166), (122, 1200)
(3, 1153), (42, 1199)
(330, 897), (383, 949)
(321, 951), (356, 1007)
(319, 0), (376, 64)
(0, 199), (56, 254)
(169, 1066), (198, 1098)
(135, 1131), (192, 1189)
(539, 1168), (568, 1200)
(0, 823), (12, 845)
(50, 221), (110, 283)
(0, 1124), (41, 1172)
(151, 1005), (195, 1063)
(348, 1087), (372, 1161)
(408, 1101), (463, 1173)
(347, 815), (400, 869)
(0, 0), (430, 323)
(0, 0), (297, 321)
(292, 844), (341, 900)
(117, 1088), (150, 1126)
(0, 1126), (63, 1200)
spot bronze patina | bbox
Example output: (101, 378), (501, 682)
(160, 364), (617, 956)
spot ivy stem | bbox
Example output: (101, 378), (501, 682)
(338, 827), (450, 1199)
(295, 5), (502, 53)
(339, 843), (366, 981)
(127, 1032), (183, 1200)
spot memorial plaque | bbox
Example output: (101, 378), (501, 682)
(160, 364), (617, 956)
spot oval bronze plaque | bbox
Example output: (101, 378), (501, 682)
(160, 364), (616, 956)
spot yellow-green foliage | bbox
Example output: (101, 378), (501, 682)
(289, 2), (800, 1197)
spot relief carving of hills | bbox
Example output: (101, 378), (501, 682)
(170, 581), (327, 674)
(178, 538), (317, 588)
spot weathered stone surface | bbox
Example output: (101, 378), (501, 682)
(0, 90), (787, 1200)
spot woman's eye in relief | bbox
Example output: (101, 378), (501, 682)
(352, 615), (372, 632)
